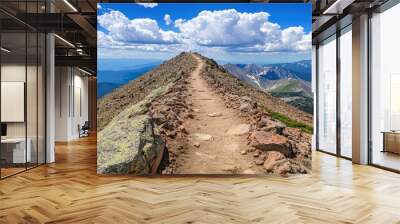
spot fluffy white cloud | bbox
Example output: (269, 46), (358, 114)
(175, 10), (272, 46)
(136, 3), (158, 8)
(98, 31), (111, 47)
(98, 9), (311, 54)
(98, 10), (180, 44)
(97, 4), (102, 10)
(174, 9), (311, 52)
(281, 27), (311, 51)
(262, 26), (311, 52)
(164, 14), (172, 26)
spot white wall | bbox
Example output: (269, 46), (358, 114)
(55, 67), (69, 141)
(55, 67), (89, 141)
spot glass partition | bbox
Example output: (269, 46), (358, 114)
(0, 1), (46, 179)
(317, 35), (337, 154)
(339, 26), (352, 158)
(1, 31), (28, 177)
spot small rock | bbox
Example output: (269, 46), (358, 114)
(294, 142), (311, 155)
(243, 169), (255, 174)
(253, 150), (261, 157)
(240, 150), (247, 155)
(249, 131), (292, 157)
(239, 103), (251, 112)
(275, 161), (291, 176)
(160, 121), (174, 130)
(263, 125), (278, 132)
(166, 111), (178, 121)
(194, 133), (214, 141)
(240, 96), (252, 102)
(262, 123), (286, 134)
(257, 117), (270, 128)
(152, 112), (166, 125)
(226, 124), (251, 136)
(264, 151), (286, 171)
(255, 158), (265, 166)
(167, 131), (177, 138)
(178, 125), (188, 134)
(208, 112), (222, 117)
(193, 142), (200, 148)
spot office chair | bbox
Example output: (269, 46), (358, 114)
(79, 121), (90, 138)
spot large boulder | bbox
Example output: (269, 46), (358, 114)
(97, 83), (174, 175)
(97, 115), (165, 174)
(249, 131), (292, 157)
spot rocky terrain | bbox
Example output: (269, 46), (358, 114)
(97, 52), (312, 176)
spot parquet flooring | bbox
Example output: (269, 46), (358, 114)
(1, 135), (400, 223)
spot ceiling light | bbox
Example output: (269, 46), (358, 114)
(63, 0), (78, 12)
(54, 34), (75, 48)
(1, 47), (11, 53)
(78, 67), (93, 76)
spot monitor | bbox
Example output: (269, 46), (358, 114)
(1, 123), (7, 137)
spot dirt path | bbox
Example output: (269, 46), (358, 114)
(175, 55), (264, 174)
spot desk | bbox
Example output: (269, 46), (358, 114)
(382, 131), (400, 154)
(1, 138), (31, 163)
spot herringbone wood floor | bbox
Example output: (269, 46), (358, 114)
(0, 135), (400, 224)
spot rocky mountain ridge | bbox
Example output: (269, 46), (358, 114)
(97, 52), (197, 131)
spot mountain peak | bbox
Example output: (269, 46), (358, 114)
(222, 62), (312, 113)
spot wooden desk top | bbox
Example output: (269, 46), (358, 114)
(381, 131), (400, 134)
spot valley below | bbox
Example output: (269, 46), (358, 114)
(97, 52), (312, 176)
(223, 61), (313, 114)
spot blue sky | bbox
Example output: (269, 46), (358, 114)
(98, 3), (311, 67)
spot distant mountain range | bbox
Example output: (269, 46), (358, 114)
(223, 60), (313, 114)
(97, 64), (159, 98)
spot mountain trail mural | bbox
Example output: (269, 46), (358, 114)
(97, 53), (312, 175)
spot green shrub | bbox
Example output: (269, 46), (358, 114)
(266, 110), (313, 134)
